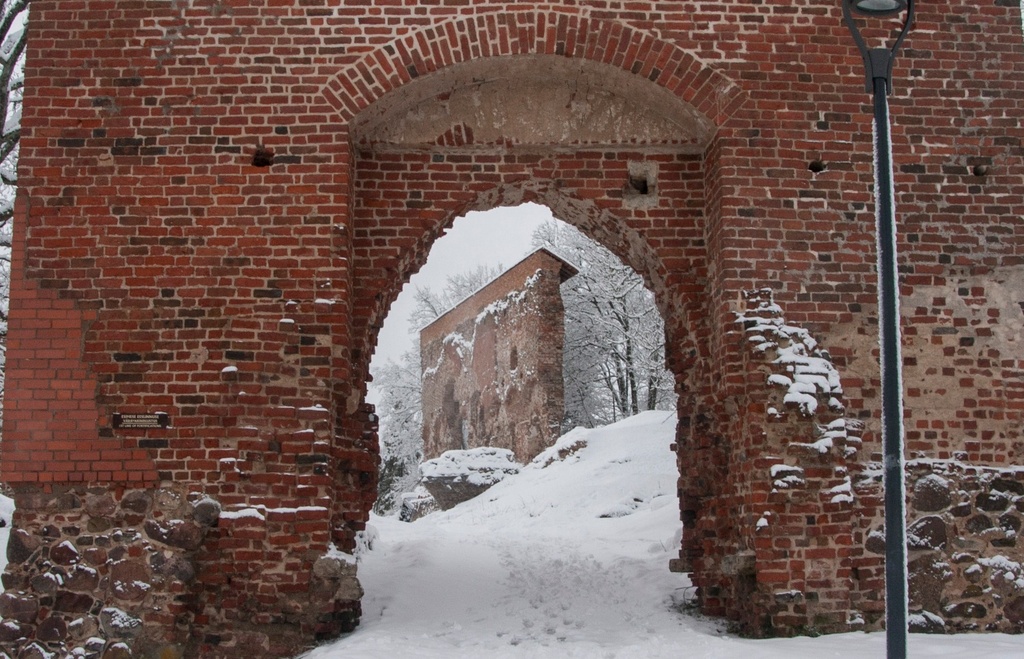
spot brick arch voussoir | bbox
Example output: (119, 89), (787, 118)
(322, 10), (746, 126)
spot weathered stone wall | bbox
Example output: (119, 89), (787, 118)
(1, 1), (1022, 656)
(0, 485), (361, 657)
(853, 460), (1024, 633)
(420, 249), (576, 463)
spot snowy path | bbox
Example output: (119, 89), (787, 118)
(343, 517), (690, 656)
(300, 412), (1023, 658)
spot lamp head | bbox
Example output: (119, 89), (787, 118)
(842, 0), (914, 93)
(850, 0), (908, 17)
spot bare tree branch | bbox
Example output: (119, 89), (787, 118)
(533, 218), (674, 428)
(0, 0), (28, 418)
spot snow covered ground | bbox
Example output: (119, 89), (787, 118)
(300, 411), (1024, 658)
(0, 492), (12, 575)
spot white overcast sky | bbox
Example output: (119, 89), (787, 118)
(370, 203), (553, 369)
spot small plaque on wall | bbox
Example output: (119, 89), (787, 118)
(112, 412), (170, 429)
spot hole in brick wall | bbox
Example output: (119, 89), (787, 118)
(252, 145), (275, 168)
(627, 174), (649, 196)
(972, 164), (989, 177)
(623, 161), (658, 208)
(808, 159), (827, 174)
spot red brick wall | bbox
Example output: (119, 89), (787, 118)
(420, 249), (574, 462)
(2, 1), (1023, 656)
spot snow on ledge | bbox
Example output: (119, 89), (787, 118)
(735, 288), (844, 418)
(738, 289), (859, 512)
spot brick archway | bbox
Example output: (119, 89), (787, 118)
(4, 2), (1024, 657)
(336, 21), (844, 641)
(320, 10), (746, 127)
(352, 180), (696, 376)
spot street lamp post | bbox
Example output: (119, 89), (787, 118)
(840, 1), (915, 658)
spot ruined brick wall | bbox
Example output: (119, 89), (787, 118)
(2, 1), (1023, 656)
(420, 249), (576, 463)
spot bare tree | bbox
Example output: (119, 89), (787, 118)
(371, 349), (425, 515)
(0, 1), (26, 324)
(406, 263), (504, 331)
(532, 219), (675, 429)
(0, 0), (28, 433)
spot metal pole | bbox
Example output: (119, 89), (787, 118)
(871, 74), (908, 659)
(841, 4), (913, 654)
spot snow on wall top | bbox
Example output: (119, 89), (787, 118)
(420, 248), (577, 340)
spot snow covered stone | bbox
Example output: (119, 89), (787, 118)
(98, 607), (143, 640)
(0, 593), (38, 624)
(944, 601), (987, 619)
(966, 514), (994, 534)
(908, 516), (948, 551)
(67, 616), (99, 643)
(421, 447), (521, 484)
(191, 496), (222, 527)
(420, 448), (521, 510)
(64, 565), (100, 593)
(102, 641), (132, 659)
(908, 610), (946, 634)
(50, 540), (80, 566)
(143, 518), (205, 551)
(399, 489), (438, 522)
(976, 490), (1012, 513)
(0, 620), (26, 644)
(109, 560), (152, 601)
(5, 529), (39, 565)
(16, 643), (56, 659)
(865, 528), (886, 554)
(912, 474), (952, 512)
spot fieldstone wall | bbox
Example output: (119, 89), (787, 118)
(0, 486), (208, 657)
(420, 249), (577, 462)
(853, 461), (1024, 633)
(0, 485), (362, 658)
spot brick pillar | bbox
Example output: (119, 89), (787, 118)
(727, 289), (858, 635)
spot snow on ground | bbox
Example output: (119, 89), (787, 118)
(0, 492), (13, 575)
(300, 411), (1024, 658)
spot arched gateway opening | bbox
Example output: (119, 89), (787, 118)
(344, 44), (719, 629)
(368, 204), (680, 514)
(2, 6), (910, 658)
(337, 17), (844, 644)
(354, 198), (683, 652)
